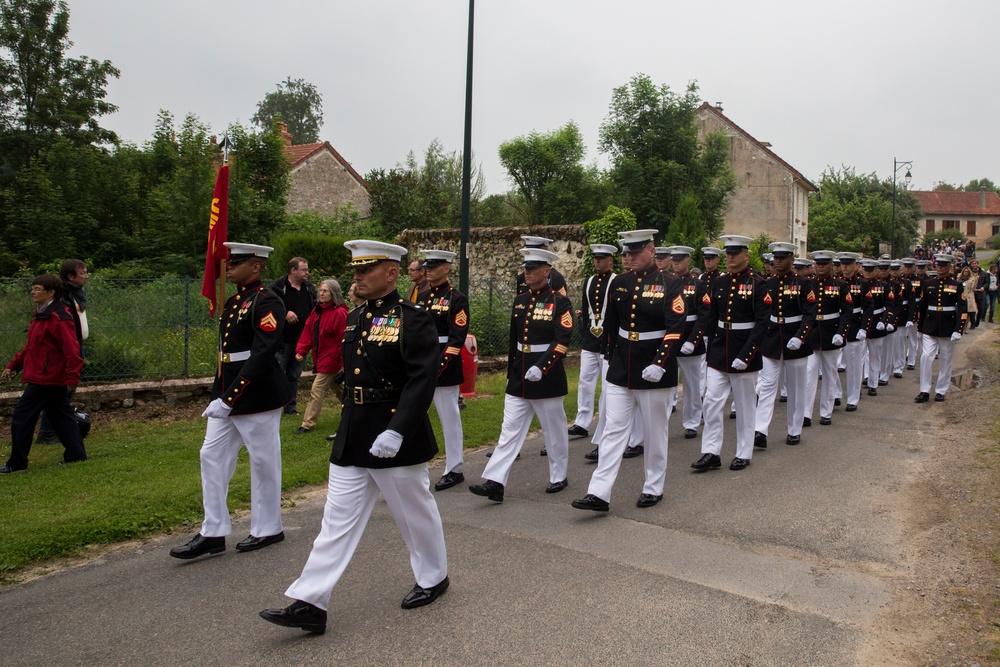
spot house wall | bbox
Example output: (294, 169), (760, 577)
(287, 150), (371, 218)
(922, 215), (1000, 244)
(697, 110), (810, 254)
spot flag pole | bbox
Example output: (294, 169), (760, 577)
(216, 135), (231, 320)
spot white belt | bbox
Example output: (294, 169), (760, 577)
(619, 328), (666, 341)
(220, 350), (251, 363)
(815, 313), (840, 321)
(718, 321), (754, 330)
(852, 308), (863, 314)
(770, 315), (803, 324)
(685, 315), (698, 322)
(438, 335), (449, 343)
(519, 343), (550, 353)
(872, 307), (886, 314)
(928, 306), (956, 312)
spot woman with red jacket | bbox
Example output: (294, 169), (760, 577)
(294, 279), (349, 434)
(1, 274), (88, 473)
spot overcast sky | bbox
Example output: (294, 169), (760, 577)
(65, 0), (998, 196)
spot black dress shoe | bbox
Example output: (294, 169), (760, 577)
(786, 435), (801, 446)
(893, 372), (903, 379)
(545, 479), (568, 493)
(584, 447), (599, 462)
(845, 403), (858, 412)
(868, 388), (878, 397)
(802, 417), (811, 427)
(567, 425), (589, 439)
(729, 410), (736, 420)
(691, 453), (722, 470)
(170, 534), (226, 559)
(571, 494), (610, 512)
(934, 393), (946, 402)
(878, 379), (888, 386)
(259, 600), (327, 634)
(834, 398), (841, 406)
(636, 493), (662, 508)
(326, 433), (336, 441)
(236, 532), (285, 552)
(401, 576), (450, 609)
(283, 409), (299, 416)
(434, 471), (465, 491)
(914, 392), (930, 403)
(907, 364), (915, 370)
(293, 427), (312, 435)
(539, 448), (547, 457)
(0, 463), (26, 474)
(778, 395), (787, 403)
(469, 480), (504, 502)
(820, 417), (832, 426)
(754, 431), (767, 449)
(838, 367), (846, 373)
(622, 444), (644, 459)
(684, 428), (697, 439)
(729, 457), (750, 471)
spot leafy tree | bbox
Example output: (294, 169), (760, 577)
(251, 77), (323, 143)
(0, 0), (119, 175)
(962, 177), (998, 194)
(475, 193), (524, 227)
(932, 181), (958, 191)
(226, 120), (291, 244)
(581, 204), (636, 275)
(662, 193), (706, 262)
(598, 74), (735, 238)
(498, 121), (611, 226)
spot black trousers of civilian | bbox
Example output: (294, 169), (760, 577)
(6, 383), (86, 471)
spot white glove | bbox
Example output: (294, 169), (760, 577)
(524, 366), (543, 382)
(832, 334), (844, 347)
(905, 321), (914, 329)
(369, 429), (404, 458)
(201, 398), (233, 419)
(731, 358), (748, 371)
(886, 323), (895, 333)
(641, 364), (666, 382)
(786, 337), (802, 351)
(857, 329), (867, 341)
(951, 332), (962, 342)
(680, 341), (695, 355)
(875, 321), (886, 331)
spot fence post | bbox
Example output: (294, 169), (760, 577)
(183, 276), (190, 377)
(487, 278), (494, 351)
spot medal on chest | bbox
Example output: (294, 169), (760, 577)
(641, 283), (665, 299)
(369, 315), (401, 343)
(532, 302), (554, 321)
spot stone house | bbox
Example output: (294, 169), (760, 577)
(911, 190), (1000, 247)
(280, 123), (371, 218)
(695, 102), (817, 255)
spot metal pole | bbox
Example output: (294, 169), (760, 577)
(183, 276), (190, 376)
(891, 162), (898, 259)
(458, 0), (474, 294)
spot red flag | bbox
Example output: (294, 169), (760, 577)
(201, 165), (229, 316)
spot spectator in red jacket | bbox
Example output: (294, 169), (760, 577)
(1, 274), (87, 473)
(294, 279), (349, 434)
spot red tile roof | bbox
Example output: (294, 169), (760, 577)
(912, 190), (1000, 216)
(697, 102), (818, 192)
(284, 141), (368, 189)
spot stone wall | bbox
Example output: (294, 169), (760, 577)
(396, 225), (589, 285)
(287, 150), (371, 218)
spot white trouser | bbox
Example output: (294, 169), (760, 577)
(817, 349), (842, 419)
(587, 384), (674, 501)
(905, 324), (920, 366)
(755, 356), (809, 437)
(920, 335), (957, 396)
(780, 365), (787, 399)
(843, 340), (866, 407)
(880, 332), (894, 381)
(701, 368), (758, 460)
(200, 408), (283, 538)
(836, 347), (844, 371)
(483, 395), (569, 485)
(866, 337), (884, 389)
(804, 353), (819, 421)
(433, 385), (464, 474)
(892, 328), (906, 374)
(593, 392), (643, 448)
(573, 350), (605, 429)
(677, 354), (706, 430)
(862, 340), (869, 384)
(285, 463), (447, 611)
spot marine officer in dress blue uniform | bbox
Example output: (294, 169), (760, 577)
(914, 253), (967, 403)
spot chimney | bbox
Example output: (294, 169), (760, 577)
(981, 185), (987, 210)
(278, 121), (293, 146)
(714, 102), (724, 111)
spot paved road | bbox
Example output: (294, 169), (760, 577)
(2, 327), (988, 666)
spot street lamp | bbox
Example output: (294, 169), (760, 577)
(891, 158), (912, 259)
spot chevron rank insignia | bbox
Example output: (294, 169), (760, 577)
(806, 290), (816, 303)
(560, 311), (573, 328)
(454, 309), (468, 327)
(672, 294), (684, 314)
(845, 292), (853, 303)
(763, 293), (772, 305)
(259, 311), (278, 332)
(702, 293), (711, 305)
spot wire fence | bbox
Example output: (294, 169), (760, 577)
(0, 276), (582, 382)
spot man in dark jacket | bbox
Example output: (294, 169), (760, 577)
(269, 257), (316, 414)
(170, 243), (292, 560)
(260, 240), (448, 635)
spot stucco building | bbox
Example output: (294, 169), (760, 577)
(911, 190), (1000, 247)
(280, 123), (370, 218)
(695, 102), (817, 255)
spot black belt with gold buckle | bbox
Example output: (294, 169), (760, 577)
(345, 387), (403, 405)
